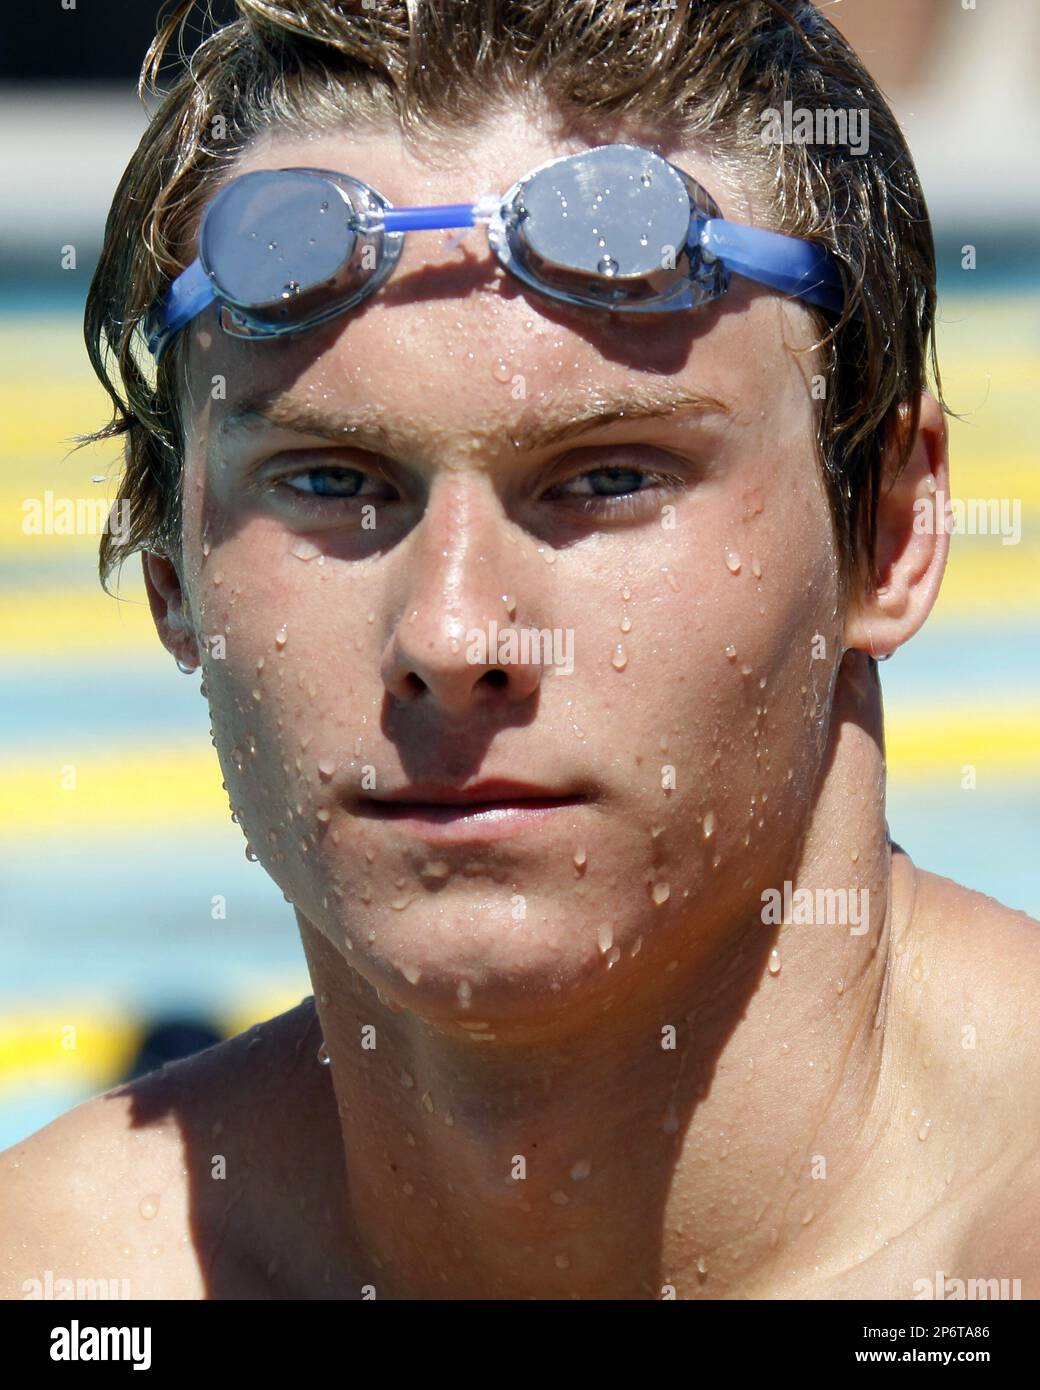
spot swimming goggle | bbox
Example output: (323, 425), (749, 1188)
(144, 143), (846, 361)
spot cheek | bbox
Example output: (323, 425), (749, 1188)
(626, 472), (840, 881)
(191, 527), (372, 901)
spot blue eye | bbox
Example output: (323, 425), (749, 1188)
(545, 460), (687, 514)
(284, 467), (368, 498)
(564, 467), (648, 497)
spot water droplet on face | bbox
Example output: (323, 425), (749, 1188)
(550, 1189), (570, 1205)
(911, 956), (924, 982)
(751, 555), (763, 579)
(836, 976), (845, 996)
(597, 924), (613, 954)
(696, 1256), (708, 1276)
(274, 625), (288, 649)
(611, 643), (628, 671)
(400, 1069), (415, 1089)
(244, 843), (258, 862)
(621, 583), (632, 601)
(421, 1091), (435, 1114)
(201, 539), (212, 558)
(291, 538), (322, 561)
(139, 1195), (160, 1220)
(620, 611), (632, 633)
(573, 845), (588, 869)
(702, 810), (715, 839)
(317, 759), (336, 781)
(403, 964), (422, 985)
(554, 1252), (571, 1270)
(917, 1119), (932, 1141)
(768, 947), (782, 975)
(492, 357), (512, 383)
(570, 1159), (591, 1180)
(456, 979), (472, 1006)
(317, 1040), (331, 1066)
(651, 881), (670, 906)
(724, 644), (737, 662)
(661, 567), (680, 592)
(501, 593), (518, 618)
(725, 549), (742, 574)
(850, 847), (860, 863)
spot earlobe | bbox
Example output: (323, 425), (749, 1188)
(843, 392), (949, 659)
(142, 550), (200, 672)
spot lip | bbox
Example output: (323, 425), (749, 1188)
(354, 779), (590, 842)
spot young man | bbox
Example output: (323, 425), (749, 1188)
(3, 0), (1038, 1300)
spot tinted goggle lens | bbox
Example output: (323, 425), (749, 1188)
(493, 144), (728, 311)
(200, 168), (401, 338)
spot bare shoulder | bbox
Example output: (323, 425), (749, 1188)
(0, 1002), (319, 1301)
(905, 865), (1040, 1290)
(911, 864), (1040, 1063)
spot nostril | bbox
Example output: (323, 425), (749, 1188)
(483, 669), (508, 689)
(403, 672), (427, 697)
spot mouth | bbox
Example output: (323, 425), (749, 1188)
(354, 779), (590, 842)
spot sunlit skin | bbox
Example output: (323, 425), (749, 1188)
(4, 107), (1040, 1301)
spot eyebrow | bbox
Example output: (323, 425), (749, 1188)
(220, 383), (731, 456)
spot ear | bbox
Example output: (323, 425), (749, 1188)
(142, 550), (200, 671)
(843, 392), (949, 659)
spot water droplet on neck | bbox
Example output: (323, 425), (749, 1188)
(768, 947), (782, 975)
(275, 625), (288, 649)
(611, 643), (628, 671)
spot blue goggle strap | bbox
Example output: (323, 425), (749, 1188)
(698, 219), (846, 315)
(145, 258), (216, 360)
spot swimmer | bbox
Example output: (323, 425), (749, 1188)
(3, 0), (1038, 1300)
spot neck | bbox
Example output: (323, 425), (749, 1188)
(296, 653), (916, 1298)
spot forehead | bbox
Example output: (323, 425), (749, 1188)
(181, 113), (819, 444)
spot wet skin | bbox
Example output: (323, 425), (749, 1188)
(3, 107), (1040, 1299)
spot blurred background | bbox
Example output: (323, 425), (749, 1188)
(1, 0), (1037, 1148)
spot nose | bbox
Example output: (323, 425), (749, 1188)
(381, 475), (548, 718)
